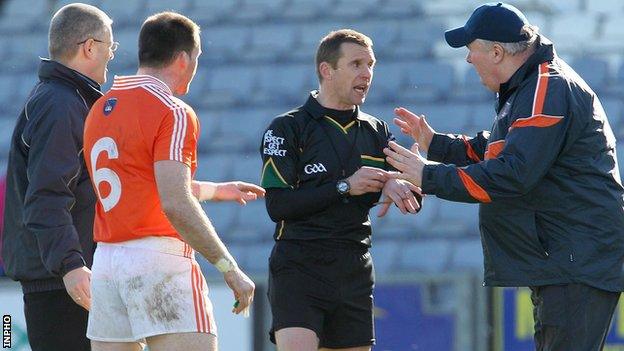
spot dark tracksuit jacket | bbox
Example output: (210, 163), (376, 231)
(422, 36), (624, 292)
(260, 92), (395, 247)
(2, 59), (101, 293)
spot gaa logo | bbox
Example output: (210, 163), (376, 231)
(304, 163), (327, 174)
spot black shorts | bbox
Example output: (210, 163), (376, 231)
(268, 240), (375, 349)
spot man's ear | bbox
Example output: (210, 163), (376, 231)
(174, 51), (189, 69)
(80, 39), (95, 60)
(492, 43), (505, 64)
(319, 61), (332, 81)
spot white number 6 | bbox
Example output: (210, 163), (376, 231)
(90, 137), (121, 212)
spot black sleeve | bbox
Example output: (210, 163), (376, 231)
(260, 116), (342, 222)
(265, 184), (341, 222)
(23, 98), (86, 277)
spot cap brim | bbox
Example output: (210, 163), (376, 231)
(445, 27), (471, 48)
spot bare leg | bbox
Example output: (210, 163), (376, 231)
(91, 341), (144, 351)
(275, 327), (319, 351)
(146, 332), (217, 351)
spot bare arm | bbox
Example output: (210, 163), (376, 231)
(191, 180), (265, 204)
(155, 160), (254, 314)
(156, 161), (231, 263)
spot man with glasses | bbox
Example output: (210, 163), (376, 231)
(2, 3), (115, 350)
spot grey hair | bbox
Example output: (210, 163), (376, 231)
(49, 3), (113, 61)
(478, 24), (539, 56)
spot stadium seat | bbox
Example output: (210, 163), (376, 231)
(109, 29), (139, 71)
(407, 103), (470, 136)
(242, 24), (297, 63)
(200, 202), (242, 239)
(281, 0), (335, 20)
(231, 155), (263, 184)
(207, 107), (280, 151)
(370, 240), (401, 274)
(144, 0), (191, 16)
(537, 0), (582, 13)
(399, 240), (451, 272)
(549, 14), (597, 54)
(252, 64), (316, 105)
(230, 0), (287, 22)
(400, 61), (456, 102)
(599, 98), (622, 128)
(371, 0), (423, 18)
(229, 201), (274, 244)
(0, 75), (18, 110)
(0, 118), (15, 155)
(570, 56), (611, 94)
(193, 108), (223, 146)
(464, 102), (496, 136)
(195, 154), (235, 181)
(5, 33), (47, 73)
(449, 239), (484, 271)
(0, 0), (49, 32)
(189, 0), (236, 25)
(329, 0), (378, 19)
(100, 0), (145, 26)
(391, 19), (444, 58)
(202, 65), (258, 107)
(290, 21), (347, 62)
(200, 26), (249, 63)
(349, 20), (400, 56)
(419, 0), (475, 16)
(239, 241), (273, 273)
(431, 200), (479, 236)
(452, 67), (493, 103)
(366, 62), (405, 103)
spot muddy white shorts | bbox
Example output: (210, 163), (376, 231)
(87, 236), (217, 342)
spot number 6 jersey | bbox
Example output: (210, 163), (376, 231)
(84, 75), (199, 243)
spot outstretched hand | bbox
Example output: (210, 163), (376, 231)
(214, 182), (266, 205)
(384, 141), (434, 187)
(393, 107), (435, 153)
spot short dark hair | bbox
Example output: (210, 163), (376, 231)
(315, 29), (373, 82)
(49, 3), (112, 61)
(138, 12), (200, 68)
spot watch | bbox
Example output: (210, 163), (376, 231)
(336, 179), (351, 195)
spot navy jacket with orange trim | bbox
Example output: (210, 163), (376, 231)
(422, 36), (624, 291)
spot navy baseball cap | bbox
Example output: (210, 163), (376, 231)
(445, 2), (530, 48)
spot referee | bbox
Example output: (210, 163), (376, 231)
(260, 29), (421, 351)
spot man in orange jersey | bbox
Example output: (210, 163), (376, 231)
(83, 12), (263, 351)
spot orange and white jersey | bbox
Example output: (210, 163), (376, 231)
(84, 75), (199, 243)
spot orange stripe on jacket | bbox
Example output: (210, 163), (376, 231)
(532, 62), (550, 115)
(461, 135), (482, 162)
(484, 140), (505, 160)
(510, 114), (563, 130)
(457, 168), (492, 203)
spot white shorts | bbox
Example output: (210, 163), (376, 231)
(87, 236), (217, 342)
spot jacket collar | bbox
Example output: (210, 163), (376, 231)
(302, 90), (376, 125)
(38, 58), (103, 106)
(498, 35), (555, 107)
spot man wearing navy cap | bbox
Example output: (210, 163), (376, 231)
(384, 3), (624, 350)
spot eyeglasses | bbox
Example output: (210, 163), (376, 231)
(77, 38), (119, 52)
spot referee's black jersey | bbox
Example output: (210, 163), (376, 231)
(260, 91), (394, 247)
